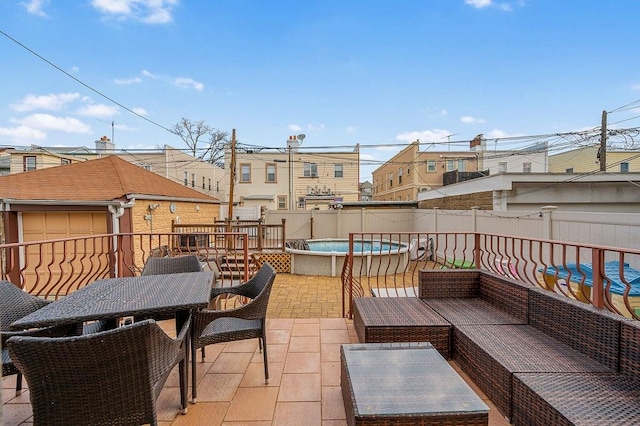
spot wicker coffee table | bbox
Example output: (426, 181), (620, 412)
(340, 343), (489, 426)
(353, 297), (451, 359)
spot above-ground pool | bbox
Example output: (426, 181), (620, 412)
(286, 238), (409, 277)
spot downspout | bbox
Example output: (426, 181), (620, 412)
(108, 203), (127, 277)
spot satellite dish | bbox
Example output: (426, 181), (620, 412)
(297, 134), (306, 142)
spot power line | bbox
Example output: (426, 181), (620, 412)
(0, 28), (175, 134)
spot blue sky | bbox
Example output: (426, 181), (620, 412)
(1, 0), (640, 181)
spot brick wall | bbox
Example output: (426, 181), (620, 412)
(417, 191), (493, 210)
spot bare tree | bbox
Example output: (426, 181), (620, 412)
(171, 118), (228, 166)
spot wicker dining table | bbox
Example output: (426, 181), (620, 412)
(11, 271), (215, 411)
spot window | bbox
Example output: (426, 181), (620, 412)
(23, 156), (36, 172)
(184, 171), (188, 185)
(523, 162), (532, 173)
(565, 168), (574, 173)
(61, 158), (71, 165)
(457, 160), (466, 172)
(216, 181), (219, 192)
(240, 164), (251, 182)
(266, 163), (277, 182)
(427, 160), (436, 172)
(621, 162), (630, 173)
(304, 163), (318, 177)
(498, 162), (507, 173)
(446, 160), (455, 171)
(398, 168), (403, 184)
(191, 173), (195, 187)
(208, 178), (212, 191)
(277, 196), (287, 209)
(389, 172), (393, 188)
(334, 164), (343, 178)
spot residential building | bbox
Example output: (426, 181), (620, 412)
(417, 172), (640, 212)
(0, 156), (219, 284)
(0, 146), (88, 174)
(226, 136), (360, 211)
(359, 181), (373, 201)
(372, 137), (549, 202)
(548, 145), (640, 173)
(372, 141), (479, 201)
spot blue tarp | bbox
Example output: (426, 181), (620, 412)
(541, 261), (640, 296)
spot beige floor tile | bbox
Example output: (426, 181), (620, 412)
(291, 321), (320, 336)
(253, 343), (288, 364)
(320, 343), (343, 362)
(321, 386), (346, 420)
(321, 361), (341, 387)
(1, 401), (33, 426)
(278, 373), (321, 402)
(267, 318), (294, 329)
(171, 402), (228, 426)
(266, 328), (291, 344)
(283, 352), (321, 374)
(320, 328), (351, 344)
(289, 335), (321, 352)
(196, 373), (243, 401)
(273, 401), (322, 426)
(156, 386), (186, 422)
(239, 362), (283, 387)
(320, 318), (348, 330)
(209, 352), (254, 374)
(222, 339), (259, 353)
(322, 420), (348, 426)
(223, 387), (279, 422)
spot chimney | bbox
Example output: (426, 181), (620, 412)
(95, 136), (115, 156)
(287, 135), (299, 152)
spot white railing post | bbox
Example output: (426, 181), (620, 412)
(540, 205), (557, 241)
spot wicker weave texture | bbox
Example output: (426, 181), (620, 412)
(478, 271), (529, 323)
(7, 318), (190, 426)
(419, 269), (481, 299)
(141, 254), (202, 276)
(620, 320), (640, 382)
(352, 297), (451, 359)
(512, 372), (640, 426)
(425, 298), (525, 326)
(454, 324), (614, 420)
(528, 287), (621, 370)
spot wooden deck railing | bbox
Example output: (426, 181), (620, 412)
(341, 232), (640, 320)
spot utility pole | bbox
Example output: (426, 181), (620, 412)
(227, 129), (236, 223)
(600, 110), (607, 172)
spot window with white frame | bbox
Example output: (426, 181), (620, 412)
(446, 160), (455, 171)
(23, 156), (36, 172)
(457, 160), (466, 171)
(498, 162), (507, 173)
(304, 162), (318, 177)
(266, 163), (277, 182)
(277, 195), (287, 209)
(398, 168), (403, 184)
(240, 164), (251, 182)
(621, 162), (630, 173)
(523, 162), (532, 173)
(389, 172), (393, 188)
(334, 163), (343, 178)
(427, 160), (436, 172)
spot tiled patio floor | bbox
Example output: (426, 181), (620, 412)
(2, 273), (511, 425)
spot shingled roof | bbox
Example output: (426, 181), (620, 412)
(0, 155), (219, 203)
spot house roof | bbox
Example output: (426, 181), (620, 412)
(0, 155), (219, 203)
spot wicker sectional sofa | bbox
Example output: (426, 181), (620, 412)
(419, 269), (640, 425)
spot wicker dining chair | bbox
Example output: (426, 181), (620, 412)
(7, 316), (191, 426)
(191, 263), (276, 401)
(141, 254), (203, 276)
(0, 280), (81, 395)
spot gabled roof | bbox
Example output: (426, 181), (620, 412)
(0, 156), (218, 203)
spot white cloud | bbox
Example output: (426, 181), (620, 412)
(70, 66), (80, 73)
(460, 116), (486, 124)
(91, 0), (177, 24)
(465, 0), (492, 8)
(307, 123), (325, 132)
(346, 126), (357, 133)
(174, 77), (204, 91)
(485, 129), (522, 139)
(141, 70), (157, 78)
(114, 76), (142, 85)
(76, 104), (119, 118)
(132, 107), (147, 116)
(395, 129), (453, 143)
(10, 93), (80, 112)
(288, 124), (302, 132)
(21, 0), (48, 17)
(12, 114), (91, 133)
(0, 125), (47, 141)
(631, 84), (640, 90)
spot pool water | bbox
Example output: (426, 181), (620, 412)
(305, 240), (402, 253)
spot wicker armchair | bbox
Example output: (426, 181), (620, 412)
(1, 280), (77, 395)
(7, 317), (191, 426)
(191, 263), (276, 401)
(141, 254), (203, 276)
